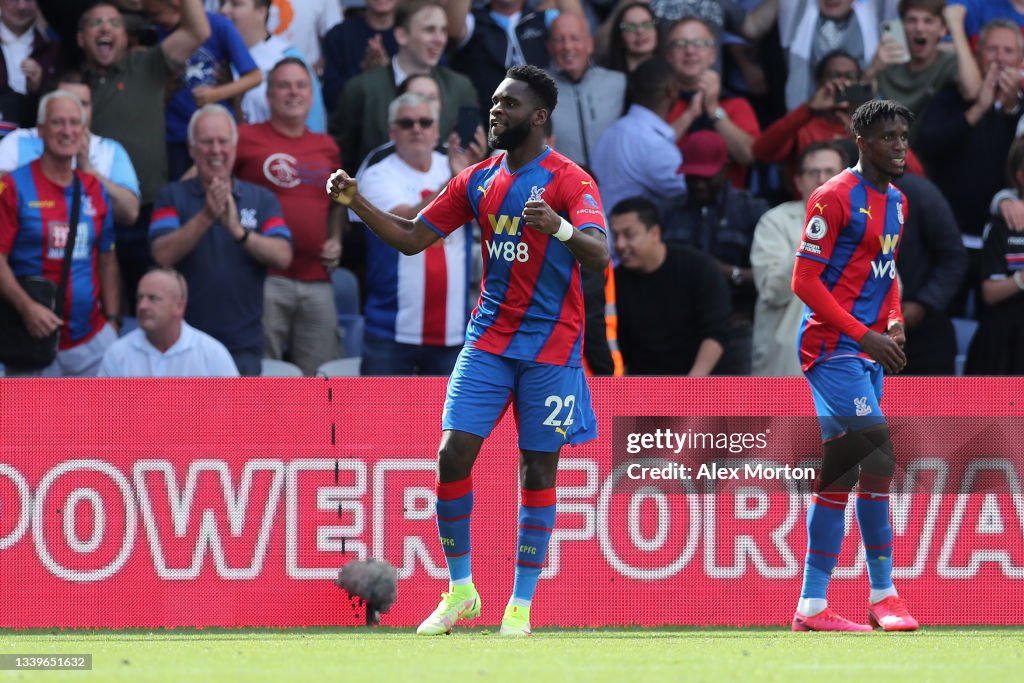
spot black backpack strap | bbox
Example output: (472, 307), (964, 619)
(55, 173), (81, 316)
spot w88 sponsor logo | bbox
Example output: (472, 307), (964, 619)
(485, 239), (530, 263)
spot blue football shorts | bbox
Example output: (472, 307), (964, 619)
(804, 355), (886, 442)
(442, 345), (598, 452)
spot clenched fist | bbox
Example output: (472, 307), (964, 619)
(327, 169), (357, 206)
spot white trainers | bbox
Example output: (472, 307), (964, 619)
(498, 603), (532, 637)
(415, 588), (481, 635)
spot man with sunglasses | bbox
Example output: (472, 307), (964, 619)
(355, 91), (484, 375)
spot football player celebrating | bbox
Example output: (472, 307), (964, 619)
(328, 65), (609, 636)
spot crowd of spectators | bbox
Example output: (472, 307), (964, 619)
(1, 0), (1023, 377)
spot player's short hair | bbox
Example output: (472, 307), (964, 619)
(506, 65), (558, 114)
(187, 104), (238, 146)
(979, 18), (1024, 55)
(395, 0), (442, 30)
(798, 141), (849, 173)
(37, 89), (85, 125)
(388, 92), (439, 123)
(850, 99), (913, 137)
(814, 49), (861, 83)
(628, 57), (675, 109)
(1006, 137), (1024, 190)
(898, 0), (946, 18)
(610, 196), (661, 230)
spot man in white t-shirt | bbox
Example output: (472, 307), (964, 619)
(355, 91), (483, 374)
(98, 267), (239, 377)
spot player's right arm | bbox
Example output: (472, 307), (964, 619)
(327, 169), (441, 256)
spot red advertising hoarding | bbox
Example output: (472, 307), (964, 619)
(0, 377), (1021, 627)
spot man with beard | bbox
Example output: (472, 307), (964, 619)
(328, 65), (609, 637)
(790, 99), (919, 633)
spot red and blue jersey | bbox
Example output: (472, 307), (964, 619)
(793, 169), (904, 372)
(418, 147), (607, 367)
(0, 161), (114, 349)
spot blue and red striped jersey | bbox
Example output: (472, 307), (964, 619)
(419, 147), (607, 367)
(794, 169), (905, 372)
(0, 161), (114, 349)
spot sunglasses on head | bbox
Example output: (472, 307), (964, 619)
(394, 118), (435, 130)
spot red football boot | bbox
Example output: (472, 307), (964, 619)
(868, 596), (920, 631)
(792, 607), (873, 632)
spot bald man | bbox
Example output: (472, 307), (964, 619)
(544, 12), (625, 168)
(98, 267), (238, 376)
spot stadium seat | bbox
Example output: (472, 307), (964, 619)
(260, 358), (304, 376)
(331, 268), (363, 358)
(951, 317), (978, 377)
(316, 357), (361, 377)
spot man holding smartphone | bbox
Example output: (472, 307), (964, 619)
(866, 0), (981, 144)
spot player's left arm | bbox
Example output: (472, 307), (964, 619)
(522, 198), (609, 271)
(522, 170), (610, 271)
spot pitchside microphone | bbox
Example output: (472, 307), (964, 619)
(336, 559), (398, 626)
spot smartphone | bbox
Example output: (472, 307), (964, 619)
(836, 83), (874, 109)
(879, 19), (911, 64)
(455, 106), (480, 149)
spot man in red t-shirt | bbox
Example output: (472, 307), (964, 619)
(663, 16), (760, 189)
(234, 57), (344, 374)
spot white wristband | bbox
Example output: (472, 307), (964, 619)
(554, 218), (574, 242)
(1013, 271), (1024, 291)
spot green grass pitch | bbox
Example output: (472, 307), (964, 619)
(1, 627), (1021, 682)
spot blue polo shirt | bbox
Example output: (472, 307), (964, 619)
(148, 178), (291, 354)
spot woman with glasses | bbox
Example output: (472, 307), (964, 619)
(602, 2), (659, 74)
